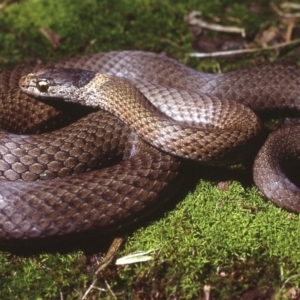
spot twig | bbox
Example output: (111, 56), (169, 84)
(81, 279), (106, 300)
(277, 274), (300, 299)
(281, 2), (300, 10)
(0, 0), (12, 10)
(94, 237), (124, 275)
(271, 2), (300, 18)
(189, 37), (300, 58)
(204, 284), (211, 300)
(105, 280), (117, 300)
(81, 279), (97, 300)
(185, 11), (246, 38)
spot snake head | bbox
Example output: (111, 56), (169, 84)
(19, 68), (96, 100)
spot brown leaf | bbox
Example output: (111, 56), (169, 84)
(40, 27), (61, 49)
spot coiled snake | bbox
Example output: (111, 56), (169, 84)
(1, 51), (300, 239)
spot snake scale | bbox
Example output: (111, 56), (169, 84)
(1, 51), (300, 240)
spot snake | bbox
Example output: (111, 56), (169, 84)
(1, 51), (300, 240)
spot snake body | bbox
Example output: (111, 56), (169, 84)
(19, 68), (261, 162)
(1, 51), (300, 239)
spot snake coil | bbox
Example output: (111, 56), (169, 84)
(0, 51), (300, 240)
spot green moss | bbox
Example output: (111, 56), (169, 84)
(114, 181), (300, 298)
(0, 0), (281, 67)
(0, 251), (90, 299)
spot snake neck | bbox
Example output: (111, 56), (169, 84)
(67, 74), (261, 162)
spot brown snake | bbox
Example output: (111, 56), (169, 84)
(1, 51), (300, 240)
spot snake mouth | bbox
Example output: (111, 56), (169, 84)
(19, 75), (34, 89)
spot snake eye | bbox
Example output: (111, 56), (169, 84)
(37, 80), (49, 93)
